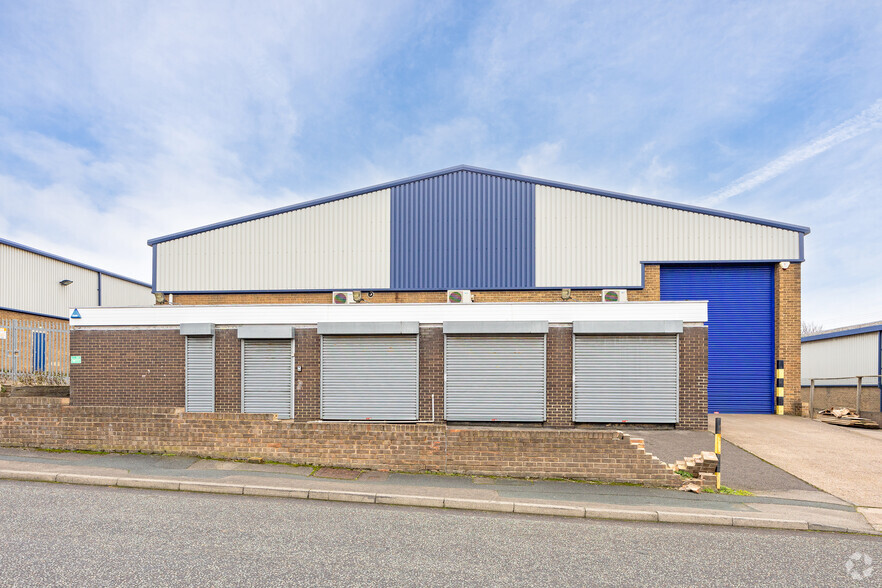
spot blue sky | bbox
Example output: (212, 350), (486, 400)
(1, 1), (880, 328)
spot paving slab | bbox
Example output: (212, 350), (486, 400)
(716, 414), (882, 508)
(313, 467), (362, 480)
(857, 508), (882, 532)
(187, 460), (314, 476)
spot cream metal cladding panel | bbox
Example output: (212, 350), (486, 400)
(155, 188), (391, 292)
(535, 185), (802, 288)
(100, 275), (155, 307)
(801, 332), (880, 386)
(0, 242), (98, 318)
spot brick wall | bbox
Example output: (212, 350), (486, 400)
(418, 327), (443, 421)
(169, 265), (663, 305)
(800, 385), (881, 415)
(70, 329), (184, 407)
(0, 397), (683, 486)
(546, 326), (573, 427)
(0, 308), (68, 327)
(214, 328), (240, 412)
(293, 328), (320, 421)
(71, 321), (708, 429)
(679, 326), (709, 429)
(775, 263), (802, 415)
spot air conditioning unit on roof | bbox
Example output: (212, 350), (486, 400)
(447, 290), (472, 303)
(601, 289), (627, 302)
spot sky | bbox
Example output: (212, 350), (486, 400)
(1, 1), (880, 329)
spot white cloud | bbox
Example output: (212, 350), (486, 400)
(702, 98), (882, 206)
(0, 1), (424, 280)
(516, 141), (563, 177)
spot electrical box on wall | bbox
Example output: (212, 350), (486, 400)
(601, 289), (627, 302)
(447, 290), (472, 303)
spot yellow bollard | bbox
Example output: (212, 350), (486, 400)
(714, 417), (722, 490)
(775, 360), (785, 415)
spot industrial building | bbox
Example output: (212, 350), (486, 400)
(1, 237), (154, 381)
(802, 322), (882, 422)
(70, 165), (809, 426)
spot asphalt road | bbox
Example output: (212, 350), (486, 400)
(0, 481), (878, 587)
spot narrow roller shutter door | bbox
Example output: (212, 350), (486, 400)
(573, 335), (678, 423)
(243, 339), (293, 419)
(185, 336), (215, 413)
(445, 335), (546, 421)
(321, 335), (419, 421)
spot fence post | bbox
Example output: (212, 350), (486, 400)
(11, 319), (18, 381)
(856, 376), (862, 417)
(809, 379), (815, 420)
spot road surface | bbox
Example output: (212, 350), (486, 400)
(0, 481), (877, 586)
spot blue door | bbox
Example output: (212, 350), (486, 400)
(660, 264), (774, 413)
(33, 332), (46, 372)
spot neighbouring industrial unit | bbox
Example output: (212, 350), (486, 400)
(802, 322), (882, 424)
(1, 238), (153, 383)
(67, 165), (808, 431)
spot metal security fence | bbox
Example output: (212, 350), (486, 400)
(0, 318), (69, 384)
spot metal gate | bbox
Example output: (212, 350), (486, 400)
(321, 335), (419, 420)
(445, 335), (546, 421)
(573, 335), (679, 423)
(185, 336), (215, 412)
(0, 318), (69, 383)
(242, 339), (294, 419)
(661, 264), (774, 413)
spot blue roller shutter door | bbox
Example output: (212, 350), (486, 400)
(660, 265), (774, 413)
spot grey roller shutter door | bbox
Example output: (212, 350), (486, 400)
(445, 335), (546, 422)
(573, 335), (678, 423)
(321, 335), (419, 421)
(242, 339), (293, 419)
(185, 336), (215, 412)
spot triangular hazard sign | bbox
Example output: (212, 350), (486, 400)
(70, 309), (81, 319)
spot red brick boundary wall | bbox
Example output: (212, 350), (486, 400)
(0, 398), (682, 486)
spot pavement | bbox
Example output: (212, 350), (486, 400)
(3, 481), (879, 587)
(711, 414), (882, 507)
(0, 446), (875, 535)
(712, 413), (882, 533)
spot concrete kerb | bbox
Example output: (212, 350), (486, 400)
(0, 468), (871, 534)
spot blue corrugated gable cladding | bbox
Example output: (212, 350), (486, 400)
(391, 170), (535, 290)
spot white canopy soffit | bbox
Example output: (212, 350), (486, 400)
(69, 301), (708, 327)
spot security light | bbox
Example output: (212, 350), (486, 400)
(59, 279), (73, 286)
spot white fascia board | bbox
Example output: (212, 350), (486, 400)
(70, 301), (708, 328)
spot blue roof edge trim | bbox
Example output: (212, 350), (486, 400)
(146, 164), (811, 245)
(0, 237), (151, 288)
(802, 325), (882, 342)
(0, 305), (69, 321)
